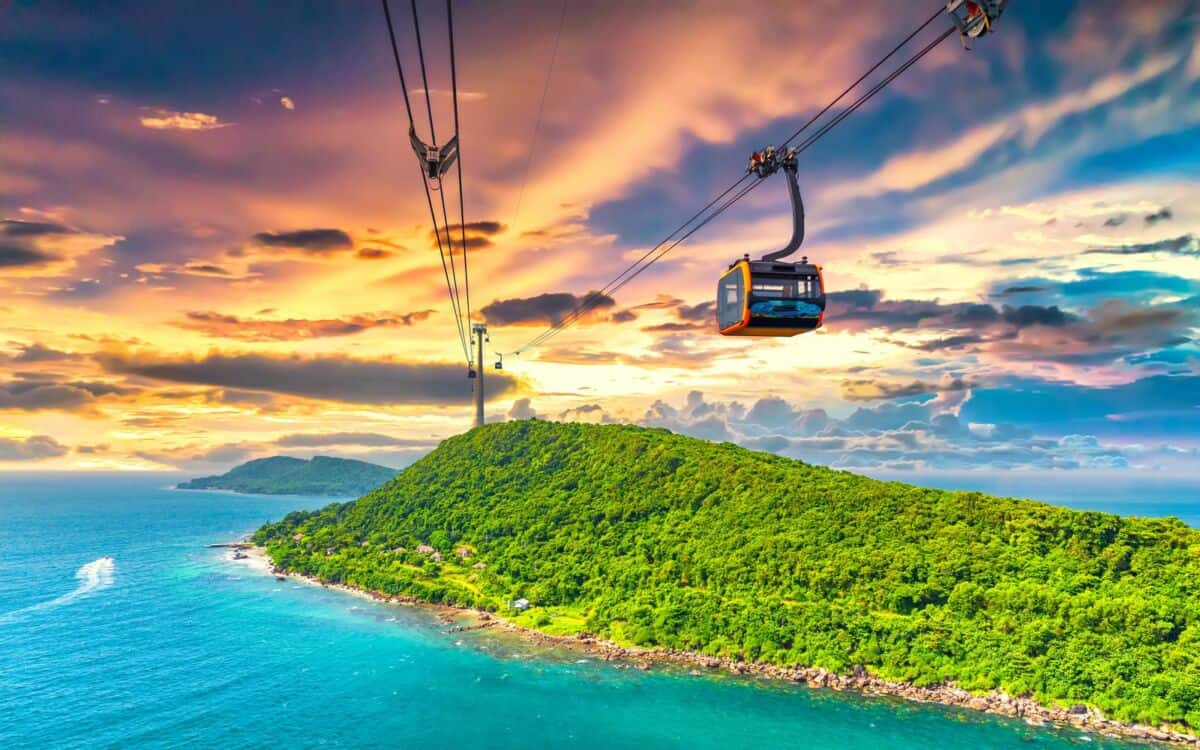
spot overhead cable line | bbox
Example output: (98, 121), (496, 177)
(509, 0), (569, 233)
(779, 5), (944, 150)
(410, 0), (472, 365)
(511, 10), (948, 355)
(380, 0), (472, 366)
(446, 0), (473, 334)
(508, 8), (955, 355)
(526, 26), (955, 353)
(511, 172), (753, 354)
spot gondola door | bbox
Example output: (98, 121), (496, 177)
(717, 262), (749, 334)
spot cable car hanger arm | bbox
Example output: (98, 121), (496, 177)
(746, 146), (805, 263)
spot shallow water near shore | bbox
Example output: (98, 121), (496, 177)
(1, 472), (1193, 749)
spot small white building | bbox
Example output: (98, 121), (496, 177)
(512, 598), (531, 612)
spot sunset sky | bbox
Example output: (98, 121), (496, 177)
(1, 0), (1197, 479)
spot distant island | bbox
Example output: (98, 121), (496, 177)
(179, 455), (398, 496)
(254, 421), (1200, 742)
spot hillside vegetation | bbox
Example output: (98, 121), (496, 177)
(255, 421), (1200, 727)
(180, 455), (397, 496)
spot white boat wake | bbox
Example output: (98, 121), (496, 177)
(0, 556), (115, 625)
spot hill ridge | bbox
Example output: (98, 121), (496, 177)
(255, 420), (1200, 729)
(180, 454), (397, 496)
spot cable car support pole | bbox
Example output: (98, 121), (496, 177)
(473, 323), (487, 427)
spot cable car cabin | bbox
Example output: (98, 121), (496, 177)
(718, 258), (825, 336)
(717, 145), (824, 337)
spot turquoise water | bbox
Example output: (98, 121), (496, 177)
(0, 474), (1186, 749)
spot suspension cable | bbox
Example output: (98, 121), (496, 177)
(436, 182), (469, 356)
(381, 0), (471, 365)
(793, 28), (954, 157)
(411, 0), (472, 364)
(409, 0), (438, 148)
(447, 0), (473, 342)
(509, 0), (569, 234)
(780, 6), (944, 150)
(510, 13), (947, 355)
(512, 172), (753, 353)
(509, 10), (956, 355)
(520, 173), (764, 353)
(523, 26), (956, 353)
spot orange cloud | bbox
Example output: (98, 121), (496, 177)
(139, 108), (231, 131)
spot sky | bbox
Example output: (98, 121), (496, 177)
(0, 0), (1198, 483)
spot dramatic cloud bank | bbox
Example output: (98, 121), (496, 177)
(96, 351), (522, 405)
(0, 1), (1196, 474)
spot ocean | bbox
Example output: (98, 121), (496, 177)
(0, 472), (1192, 749)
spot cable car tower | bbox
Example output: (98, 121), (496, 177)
(470, 323), (488, 427)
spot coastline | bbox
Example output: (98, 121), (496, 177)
(235, 545), (1197, 748)
(177, 486), (355, 499)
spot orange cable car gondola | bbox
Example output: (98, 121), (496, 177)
(717, 145), (825, 337)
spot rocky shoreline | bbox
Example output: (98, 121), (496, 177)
(242, 545), (1196, 747)
(488, 629), (1196, 747)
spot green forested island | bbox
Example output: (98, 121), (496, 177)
(180, 455), (397, 496)
(255, 421), (1200, 729)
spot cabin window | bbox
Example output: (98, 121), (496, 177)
(724, 284), (739, 305)
(751, 282), (788, 298)
(747, 274), (822, 302)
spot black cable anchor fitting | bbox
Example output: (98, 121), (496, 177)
(946, 0), (1006, 49)
(410, 127), (459, 189)
(745, 145), (795, 179)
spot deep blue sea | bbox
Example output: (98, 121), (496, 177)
(1, 472), (1194, 749)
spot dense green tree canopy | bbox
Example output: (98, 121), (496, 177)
(181, 455), (397, 496)
(255, 421), (1200, 728)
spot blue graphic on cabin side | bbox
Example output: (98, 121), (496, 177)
(749, 300), (822, 319)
